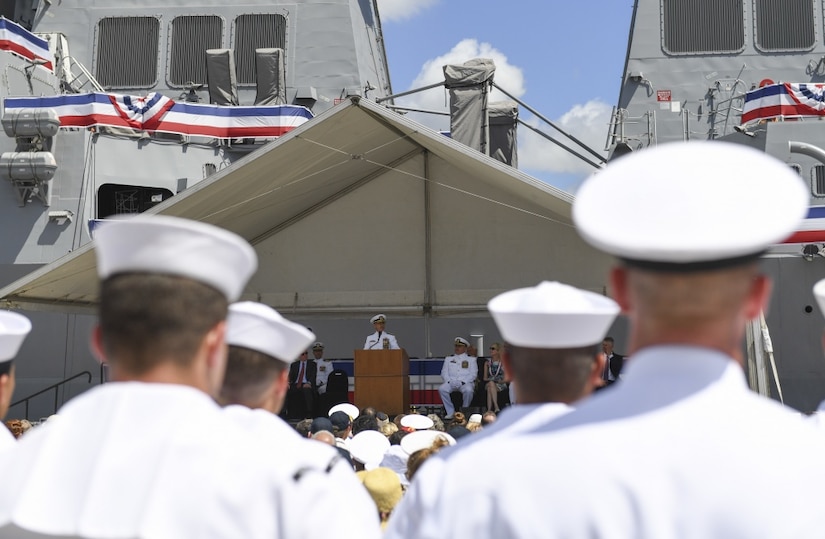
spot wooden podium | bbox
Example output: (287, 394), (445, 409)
(353, 349), (410, 417)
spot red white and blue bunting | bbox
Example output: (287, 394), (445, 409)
(742, 83), (825, 124)
(0, 17), (54, 72)
(3, 92), (314, 138)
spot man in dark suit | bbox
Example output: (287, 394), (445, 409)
(286, 350), (317, 419)
(601, 336), (624, 386)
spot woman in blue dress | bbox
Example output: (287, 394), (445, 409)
(483, 343), (507, 412)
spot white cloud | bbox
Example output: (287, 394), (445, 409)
(395, 39), (525, 132)
(519, 99), (611, 178)
(377, 0), (439, 22)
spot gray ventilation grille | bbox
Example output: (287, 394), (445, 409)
(662, 0), (745, 54)
(234, 14), (287, 84)
(755, 0), (815, 51)
(96, 17), (160, 88)
(813, 165), (825, 197)
(169, 15), (224, 86)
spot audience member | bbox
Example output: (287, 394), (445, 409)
(295, 418), (313, 438)
(426, 414), (444, 432)
(358, 467), (404, 530)
(466, 413), (482, 433)
(311, 430), (336, 446)
(349, 430), (391, 471)
(483, 342), (507, 412)
(0, 311), (31, 451)
(438, 338), (477, 419)
(386, 142), (825, 537)
(352, 413), (380, 435)
(401, 431), (456, 482)
(219, 301), (379, 536)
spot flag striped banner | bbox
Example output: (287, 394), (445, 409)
(742, 83), (825, 124)
(3, 92), (314, 138)
(0, 17), (53, 72)
(783, 206), (825, 244)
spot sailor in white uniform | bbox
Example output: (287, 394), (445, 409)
(312, 341), (334, 394)
(438, 337), (477, 419)
(363, 313), (400, 350)
(384, 142), (825, 538)
(220, 302), (381, 538)
(0, 311), (31, 453)
(0, 215), (365, 539)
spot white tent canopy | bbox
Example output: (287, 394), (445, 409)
(0, 97), (612, 316)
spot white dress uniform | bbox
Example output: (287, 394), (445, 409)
(0, 426), (14, 453)
(0, 382), (380, 539)
(314, 358), (334, 394)
(385, 347), (825, 538)
(363, 331), (399, 350)
(438, 353), (477, 417)
(223, 405), (381, 538)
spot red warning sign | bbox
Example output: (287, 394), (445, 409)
(657, 90), (672, 102)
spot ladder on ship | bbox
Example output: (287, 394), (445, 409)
(745, 312), (784, 403)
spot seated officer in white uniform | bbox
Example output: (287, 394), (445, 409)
(0, 215), (356, 539)
(0, 311), (32, 452)
(220, 302), (380, 537)
(438, 337), (477, 419)
(385, 143), (825, 538)
(312, 341), (334, 394)
(363, 314), (400, 350)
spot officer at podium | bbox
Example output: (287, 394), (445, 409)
(363, 314), (400, 350)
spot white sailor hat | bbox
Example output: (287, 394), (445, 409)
(328, 402), (360, 421)
(94, 215), (257, 302)
(400, 414), (434, 431)
(370, 314), (387, 324)
(226, 302), (315, 364)
(400, 430), (456, 455)
(468, 413), (483, 423)
(312, 341), (324, 350)
(349, 430), (391, 470)
(573, 142), (808, 270)
(454, 337), (469, 347)
(813, 279), (825, 319)
(488, 281), (620, 348)
(0, 311), (31, 363)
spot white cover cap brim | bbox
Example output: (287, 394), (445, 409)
(400, 414), (434, 430)
(226, 302), (315, 364)
(573, 142), (808, 264)
(488, 281), (619, 348)
(0, 311), (31, 363)
(400, 430), (456, 455)
(95, 215), (257, 302)
(328, 402), (360, 421)
(348, 430), (391, 470)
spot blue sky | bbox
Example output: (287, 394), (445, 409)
(377, 0), (634, 192)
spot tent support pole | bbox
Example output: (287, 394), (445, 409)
(423, 150), (433, 358)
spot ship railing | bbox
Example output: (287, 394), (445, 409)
(606, 107), (656, 151)
(10, 370), (94, 421)
(63, 56), (105, 94)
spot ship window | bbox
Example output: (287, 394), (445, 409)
(97, 184), (174, 219)
(233, 14), (286, 84)
(755, 0), (815, 51)
(662, 0), (744, 54)
(169, 16), (224, 87)
(812, 166), (825, 197)
(96, 17), (160, 89)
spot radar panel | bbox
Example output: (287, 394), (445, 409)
(662, 0), (745, 55)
